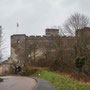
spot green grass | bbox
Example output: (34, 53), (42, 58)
(34, 70), (90, 90)
(0, 78), (3, 82)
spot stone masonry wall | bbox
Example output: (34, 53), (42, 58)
(11, 28), (90, 64)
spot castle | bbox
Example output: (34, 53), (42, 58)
(11, 27), (90, 65)
(11, 29), (60, 62)
(0, 27), (90, 75)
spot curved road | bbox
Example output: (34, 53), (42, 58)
(0, 76), (37, 90)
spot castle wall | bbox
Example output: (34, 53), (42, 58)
(61, 36), (76, 49)
(11, 35), (76, 63)
(11, 27), (90, 64)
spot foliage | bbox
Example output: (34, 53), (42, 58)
(35, 70), (90, 90)
(0, 78), (3, 82)
(50, 59), (60, 71)
(75, 57), (86, 71)
(18, 67), (44, 76)
(19, 67), (38, 76)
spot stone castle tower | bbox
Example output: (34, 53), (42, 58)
(46, 29), (59, 36)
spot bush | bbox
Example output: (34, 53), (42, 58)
(0, 78), (3, 82)
(75, 57), (86, 72)
(50, 59), (60, 71)
(19, 68), (38, 76)
(19, 67), (44, 76)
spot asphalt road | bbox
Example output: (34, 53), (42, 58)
(33, 77), (56, 90)
(0, 76), (37, 90)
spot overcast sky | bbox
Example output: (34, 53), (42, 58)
(0, 0), (90, 60)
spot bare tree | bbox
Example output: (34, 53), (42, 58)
(41, 39), (52, 60)
(63, 12), (90, 36)
(50, 35), (64, 64)
(33, 40), (38, 61)
(0, 26), (3, 62)
(63, 13), (90, 57)
(27, 39), (39, 66)
(75, 31), (88, 57)
(63, 13), (90, 75)
(58, 26), (65, 36)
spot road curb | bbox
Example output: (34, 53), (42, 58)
(31, 77), (38, 90)
(32, 77), (56, 90)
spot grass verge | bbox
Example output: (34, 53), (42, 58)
(0, 78), (3, 82)
(34, 70), (90, 90)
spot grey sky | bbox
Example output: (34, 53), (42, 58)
(0, 0), (90, 60)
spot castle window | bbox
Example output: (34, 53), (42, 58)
(17, 39), (21, 43)
(28, 54), (31, 58)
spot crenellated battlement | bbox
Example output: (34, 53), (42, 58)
(11, 27), (90, 63)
